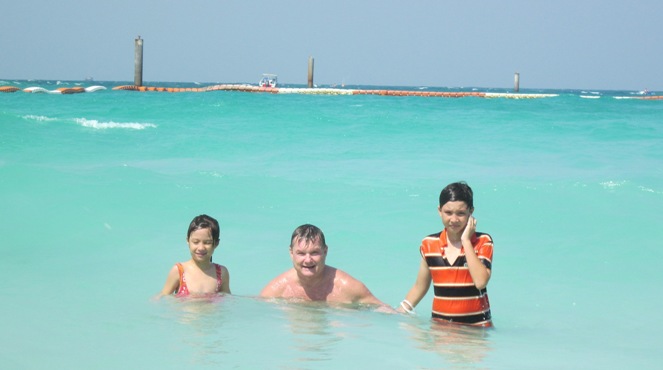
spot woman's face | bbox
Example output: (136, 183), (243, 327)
(438, 201), (473, 235)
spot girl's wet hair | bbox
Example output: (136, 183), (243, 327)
(439, 181), (474, 209)
(290, 224), (327, 249)
(187, 214), (220, 243)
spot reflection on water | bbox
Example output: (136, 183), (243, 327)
(156, 296), (375, 367)
(400, 318), (493, 365)
(173, 295), (229, 324)
(154, 295), (493, 368)
(157, 294), (233, 367)
(273, 301), (353, 365)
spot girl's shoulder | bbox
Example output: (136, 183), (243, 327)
(175, 261), (196, 275)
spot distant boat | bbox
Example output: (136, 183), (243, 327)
(84, 76), (94, 82)
(259, 74), (277, 88)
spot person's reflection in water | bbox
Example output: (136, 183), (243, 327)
(399, 318), (493, 365)
(158, 296), (232, 366)
(276, 301), (349, 364)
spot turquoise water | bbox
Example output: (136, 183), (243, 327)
(1, 80), (662, 368)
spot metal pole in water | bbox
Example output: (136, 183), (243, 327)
(308, 56), (314, 88)
(514, 72), (520, 92)
(134, 36), (144, 87)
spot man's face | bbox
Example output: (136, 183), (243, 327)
(290, 238), (327, 279)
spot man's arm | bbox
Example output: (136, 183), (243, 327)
(340, 270), (394, 310)
(260, 272), (289, 298)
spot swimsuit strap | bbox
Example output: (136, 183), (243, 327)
(176, 263), (189, 296)
(176, 263), (184, 285)
(214, 263), (223, 292)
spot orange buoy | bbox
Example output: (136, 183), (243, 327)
(57, 87), (85, 94)
(113, 85), (138, 91)
(0, 86), (20, 93)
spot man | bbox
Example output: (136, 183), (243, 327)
(260, 224), (390, 308)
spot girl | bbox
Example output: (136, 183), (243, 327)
(159, 214), (230, 298)
(399, 182), (494, 327)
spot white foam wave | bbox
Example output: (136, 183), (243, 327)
(22, 115), (57, 122)
(74, 118), (157, 130)
(600, 180), (626, 190)
(23, 85), (106, 93)
(199, 171), (224, 178)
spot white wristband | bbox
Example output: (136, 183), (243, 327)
(400, 299), (416, 314)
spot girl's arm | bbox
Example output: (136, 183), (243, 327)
(462, 216), (491, 290)
(221, 266), (231, 294)
(398, 258), (432, 313)
(157, 265), (180, 298)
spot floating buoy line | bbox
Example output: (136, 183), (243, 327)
(112, 84), (561, 99)
(1, 84), (661, 100)
(0, 86), (107, 94)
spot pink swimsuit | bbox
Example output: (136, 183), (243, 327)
(175, 263), (224, 297)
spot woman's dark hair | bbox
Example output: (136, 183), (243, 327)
(439, 182), (474, 209)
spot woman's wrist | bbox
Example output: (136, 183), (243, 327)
(400, 299), (416, 314)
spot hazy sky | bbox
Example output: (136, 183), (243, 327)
(2, 1), (661, 90)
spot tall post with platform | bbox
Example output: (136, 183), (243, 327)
(134, 36), (144, 87)
(308, 56), (315, 88)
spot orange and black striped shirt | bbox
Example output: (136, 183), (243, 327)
(420, 229), (493, 327)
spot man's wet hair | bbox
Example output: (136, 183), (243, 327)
(290, 224), (327, 249)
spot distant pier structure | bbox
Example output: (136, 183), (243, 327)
(134, 36), (143, 87)
(308, 56), (314, 88)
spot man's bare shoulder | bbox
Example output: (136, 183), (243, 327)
(331, 268), (371, 295)
(260, 269), (295, 297)
(332, 267), (364, 284)
(331, 267), (388, 306)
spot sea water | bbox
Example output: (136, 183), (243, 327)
(1, 80), (662, 369)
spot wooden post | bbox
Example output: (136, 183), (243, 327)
(514, 72), (520, 92)
(134, 36), (143, 87)
(307, 56), (314, 88)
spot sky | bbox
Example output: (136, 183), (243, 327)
(2, 1), (662, 90)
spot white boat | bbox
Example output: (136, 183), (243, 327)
(259, 74), (277, 88)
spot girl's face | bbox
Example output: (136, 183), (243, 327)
(187, 228), (218, 263)
(438, 201), (473, 235)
